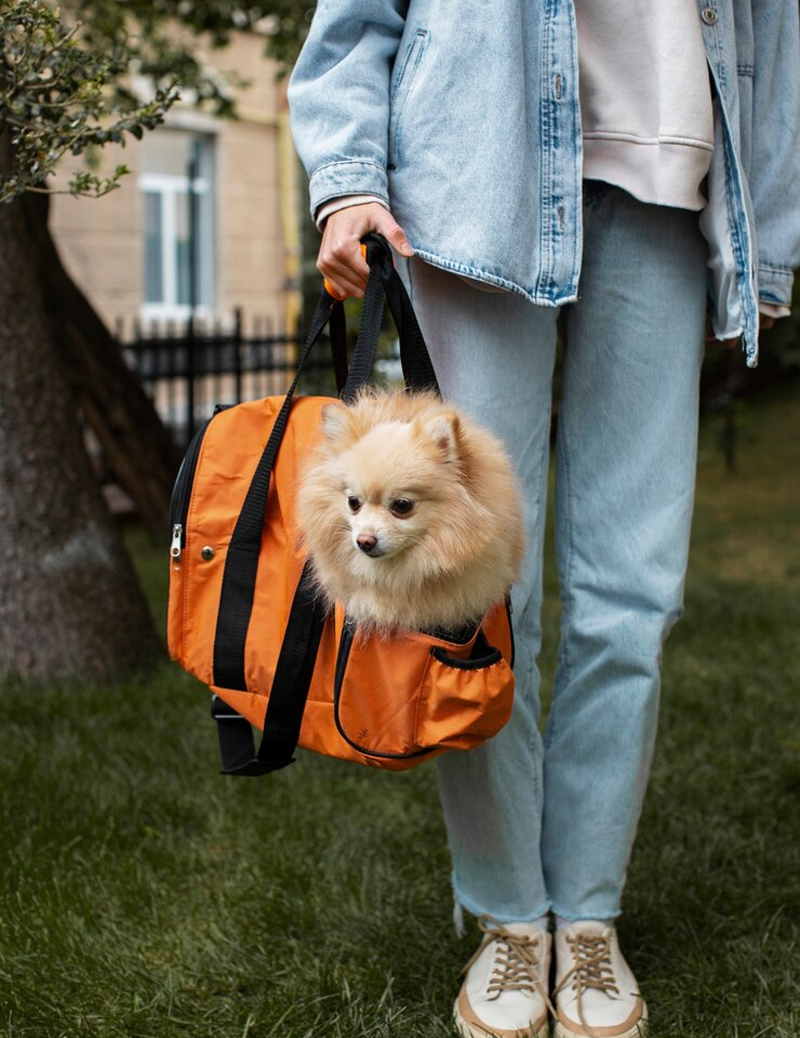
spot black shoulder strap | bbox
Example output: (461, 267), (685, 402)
(212, 290), (337, 692)
(211, 560), (326, 776)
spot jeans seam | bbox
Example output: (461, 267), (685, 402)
(547, 402), (574, 751)
(527, 396), (553, 757)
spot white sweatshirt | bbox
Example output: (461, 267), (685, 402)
(575, 0), (714, 211)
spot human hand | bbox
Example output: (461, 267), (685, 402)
(318, 202), (414, 300)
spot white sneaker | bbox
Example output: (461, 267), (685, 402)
(454, 915), (551, 1038)
(552, 921), (647, 1038)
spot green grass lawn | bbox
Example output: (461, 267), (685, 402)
(1, 389), (799, 1038)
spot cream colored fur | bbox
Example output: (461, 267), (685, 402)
(296, 389), (525, 634)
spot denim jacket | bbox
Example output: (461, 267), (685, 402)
(288, 1), (800, 366)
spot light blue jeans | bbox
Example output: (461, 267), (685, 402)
(402, 183), (708, 923)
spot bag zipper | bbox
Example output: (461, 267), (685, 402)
(169, 405), (230, 564)
(505, 593), (515, 671)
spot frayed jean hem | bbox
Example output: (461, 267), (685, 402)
(550, 902), (623, 924)
(450, 871), (551, 936)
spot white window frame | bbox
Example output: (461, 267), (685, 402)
(138, 136), (216, 322)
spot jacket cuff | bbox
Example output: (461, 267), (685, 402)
(316, 194), (389, 230)
(308, 160), (389, 218)
(757, 264), (795, 309)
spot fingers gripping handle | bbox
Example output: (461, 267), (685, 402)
(323, 243), (368, 300)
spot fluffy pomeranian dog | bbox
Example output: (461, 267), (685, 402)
(296, 389), (525, 636)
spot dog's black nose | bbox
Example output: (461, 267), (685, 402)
(357, 533), (378, 553)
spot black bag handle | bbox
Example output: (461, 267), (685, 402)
(329, 299), (348, 394)
(338, 234), (439, 400)
(210, 235), (438, 775)
(317, 233), (440, 398)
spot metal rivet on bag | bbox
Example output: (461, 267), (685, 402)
(701, 7), (717, 25)
(201, 546), (216, 561)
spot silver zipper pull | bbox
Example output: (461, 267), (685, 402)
(170, 523), (183, 563)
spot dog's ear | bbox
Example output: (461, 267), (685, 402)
(420, 411), (461, 464)
(320, 402), (352, 444)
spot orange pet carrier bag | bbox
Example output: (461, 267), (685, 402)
(167, 236), (516, 775)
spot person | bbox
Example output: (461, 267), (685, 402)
(287, 3), (800, 1036)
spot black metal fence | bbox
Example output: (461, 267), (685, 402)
(119, 309), (338, 451)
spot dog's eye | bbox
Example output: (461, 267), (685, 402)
(390, 498), (414, 518)
(347, 496), (361, 514)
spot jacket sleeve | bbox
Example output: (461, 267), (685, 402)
(287, 0), (409, 218)
(750, 0), (800, 308)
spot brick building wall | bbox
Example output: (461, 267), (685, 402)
(49, 32), (300, 338)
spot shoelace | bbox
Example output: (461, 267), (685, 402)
(552, 931), (621, 1038)
(463, 915), (553, 1008)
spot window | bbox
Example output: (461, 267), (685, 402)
(140, 130), (215, 318)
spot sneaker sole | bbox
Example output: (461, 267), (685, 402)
(453, 998), (549, 1038)
(552, 1006), (648, 1038)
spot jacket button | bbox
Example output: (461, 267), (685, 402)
(701, 7), (717, 24)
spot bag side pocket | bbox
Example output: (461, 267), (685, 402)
(414, 632), (515, 752)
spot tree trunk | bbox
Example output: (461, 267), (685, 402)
(20, 191), (182, 539)
(0, 135), (162, 679)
